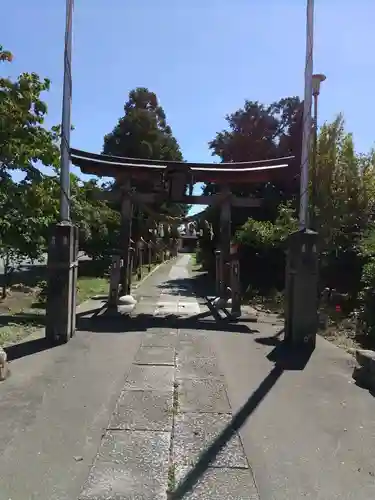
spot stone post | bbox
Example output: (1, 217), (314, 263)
(108, 255), (122, 308)
(284, 229), (319, 349)
(45, 222), (78, 344)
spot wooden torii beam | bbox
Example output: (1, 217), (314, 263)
(70, 148), (293, 185)
(94, 189), (262, 209)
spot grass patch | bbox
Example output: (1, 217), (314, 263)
(76, 277), (109, 304)
(0, 320), (42, 346)
(0, 275), (109, 347)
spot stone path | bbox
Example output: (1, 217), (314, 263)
(79, 254), (259, 499)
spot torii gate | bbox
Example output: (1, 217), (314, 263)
(44, 148), (294, 343)
(72, 149), (293, 304)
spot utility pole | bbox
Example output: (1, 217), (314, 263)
(299, 0), (314, 230)
(45, 0), (78, 345)
(60, 0), (74, 222)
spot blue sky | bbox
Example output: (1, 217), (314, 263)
(2, 0), (375, 215)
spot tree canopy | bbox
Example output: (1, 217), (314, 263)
(103, 87), (189, 225)
(103, 87), (183, 162)
(209, 97), (302, 163)
(0, 45), (60, 180)
(204, 97), (303, 225)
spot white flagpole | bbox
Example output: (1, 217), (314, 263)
(60, 0), (74, 222)
(299, 0), (314, 230)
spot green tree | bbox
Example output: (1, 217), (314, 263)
(103, 87), (183, 162)
(0, 175), (59, 297)
(310, 114), (375, 294)
(209, 97), (302, 162)
(0, 45), (60, 179)
(103, 87), (189, 229)
(0, 46), (61, 295)
(73, 178), (121, 261)
(206, 97), (302, 206)
(311, 115), (372, 251)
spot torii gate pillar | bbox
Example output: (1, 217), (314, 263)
(220, 187), (231, 298)
(120, 180), (133, 296)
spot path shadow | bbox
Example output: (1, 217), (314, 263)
(157, 272), (213, 299)
(5, 338), (54, 361)
(170, 337), (312, 499)
(76, 308), (259, 335)
(75, 269), (260, 335)
(3, 304), (108, 362)
(0, 312), (46, 328)
(157, 277), (199, 297)
(254, 328), (285, 346)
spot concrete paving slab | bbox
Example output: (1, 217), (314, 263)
(141, 331), (178, 348)
(178, 378), (231, 413)
(129, 301), (156, 316)
(98, 430), (170, 467)
(80, 429), (171, 499)
(176, 354), (224, 380)
(155, 301), (179, 315)
(79, 461), (168, 500)
(173, 412), (248, 468)
(124, 365), (174, 391)
(134, 346), (175, 365)
(109, 390), (173, 431)
(177, 330), (207, 342)
(174, 466), (259, 499)
(178, 302), (201, 316)
(177, 334), (216, 358)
